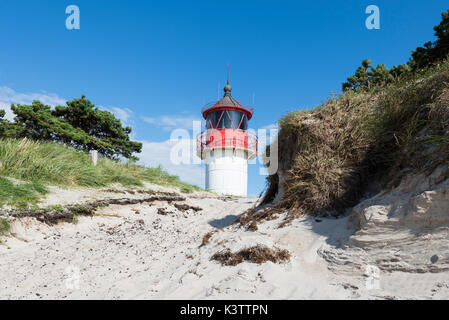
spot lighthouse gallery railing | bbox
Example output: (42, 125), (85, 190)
(196, 129), (258, 157)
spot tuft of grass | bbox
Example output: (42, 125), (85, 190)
(0, 218), (10, 236)
(199, 231), (215, 248)
(45, 204), (63, 212)
(0, 138), (201, 207)
(0, 177), (49, 208)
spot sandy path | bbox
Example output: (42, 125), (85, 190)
(0, 185), (351, 299)
(2, 185), (442, 299)
(0, 190), (248, 299)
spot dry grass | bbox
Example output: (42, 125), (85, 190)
(174, 203), (202, 212)
(253, 58), (449, 225)
(236, 206), (281, 229)
(211, 245), (291, 266)
(199, 231), (216, 248)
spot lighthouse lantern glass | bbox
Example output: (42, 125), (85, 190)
(205, 110), (248, 130)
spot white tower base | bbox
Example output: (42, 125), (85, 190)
(205, 148), (248, 197)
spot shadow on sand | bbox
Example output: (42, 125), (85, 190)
(208, 215), (239, 229)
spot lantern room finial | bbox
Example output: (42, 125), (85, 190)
(224, 83), (232, 95)
(224, 64), (232, 95)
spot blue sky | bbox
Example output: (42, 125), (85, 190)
(0, 0), (448, 195)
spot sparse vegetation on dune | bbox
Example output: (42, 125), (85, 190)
(0, 177), (48, 208)
(252, 57), (449, 225)
(0, 138), (200, 207)
(5, 192), (186, 225)
(0, 218), (10, 237)
(246, 11), (449, 226)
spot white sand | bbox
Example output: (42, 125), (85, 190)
(0, 184), (447, 299)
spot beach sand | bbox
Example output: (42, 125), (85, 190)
(0, 184), (447, 299)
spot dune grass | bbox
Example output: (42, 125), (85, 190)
(0, 177), (48, 208)
(0, 138), (200, 207)
(261, 58), (449, 221)
(0, 218), (10, 236)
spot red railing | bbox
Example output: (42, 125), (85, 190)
(196, 129), (258, 158)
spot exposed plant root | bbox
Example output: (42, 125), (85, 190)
(199, 231), (216, 248)
(235, 206), (282, 229)
(4, 195), (186, 225)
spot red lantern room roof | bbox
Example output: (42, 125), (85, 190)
(202, 81), (254, 120)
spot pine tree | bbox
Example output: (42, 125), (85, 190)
(8, 96), (142, 160)
(410, 10), (449, 70)
(52, 95), (142, 160)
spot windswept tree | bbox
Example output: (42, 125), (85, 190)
(0, 109), (21, 138)
(389, 64), (412, 78)
(11, 101), (110, 153)
(370, 64), (393, 84)
(342, 60), (393, 92)
(9, 96), (142, 160)
(343, 10), (449, 92)
(342, 59), (372, 92)
(434, 10), (449, 58)
(52, 95), (142, 160)
(0, 109), (6, 134)
(410, 10), (449, 70)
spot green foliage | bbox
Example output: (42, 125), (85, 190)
(0, 138), (200, 207)
(45, 204), (64, 212)
(0, 176), (49, 208)
(135, 165), (200, 193)
(0, 110), (20, 138)
(343, 9), (449, 92)
(390, 64), (412, 78)
(410, 10), (449, 70)
(0, 218), (10, 236)
(10, 101), (104, 149)
(342, 59), (372, 91)
(0, 110), (5, 137)
(3, 95), (142, 161)
(342, 60), (395, 92)
(371, 64), (394, 84)
(53, 95), (142, 160)
(272, 58), (449, 220)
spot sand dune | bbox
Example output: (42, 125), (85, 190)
(0, 183), (448, 299)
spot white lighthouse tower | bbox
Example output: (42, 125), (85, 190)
(197, 79), (257, 197)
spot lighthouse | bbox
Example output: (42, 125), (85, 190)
(196, 79), (257, 197)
